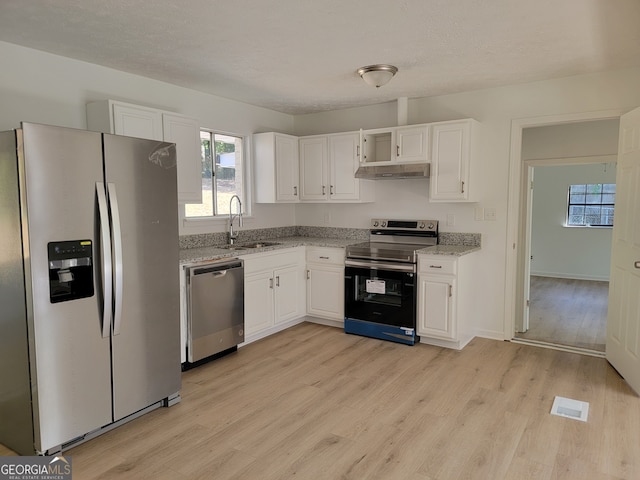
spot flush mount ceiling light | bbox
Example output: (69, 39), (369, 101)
(357, 64), (398, 88)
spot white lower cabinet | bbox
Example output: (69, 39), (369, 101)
(417, 253), (477, 349)
(243, 248), (306, 341)
(305, 247), (345, 323)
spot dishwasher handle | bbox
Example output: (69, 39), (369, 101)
(189, 259), (243, 278)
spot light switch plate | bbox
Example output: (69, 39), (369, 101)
(446, 213), (455, 226)
(475, 207), (485, 221)
(485, 208), (497, 221)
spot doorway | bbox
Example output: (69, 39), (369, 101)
(506, 115), (621, 354)
(515, 161), (617, 352)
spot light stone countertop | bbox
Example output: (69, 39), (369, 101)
(180, 236), (480, 266)
(416, 245), (481, 256)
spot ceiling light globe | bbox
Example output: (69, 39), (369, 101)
(357, 64), (398, 88)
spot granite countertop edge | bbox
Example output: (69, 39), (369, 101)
(180, 236), (480, 266)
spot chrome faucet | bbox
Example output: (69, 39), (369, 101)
(228, 195), (243, 245)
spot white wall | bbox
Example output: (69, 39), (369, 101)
(0, 41), (297, 233)
(294, 67), (640, 340)
(530, 164), (616, 280)
(522, 120), (620, 160)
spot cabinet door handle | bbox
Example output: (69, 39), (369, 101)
(319, 256), (330, 260)
(276, 275), (280, 287)
(322, 185), (326, 195)
(269, 277), (274, 289)
(397, 145), (400, 156)
(294, 186), (298, 196)
(429, 265), (443, 269)
(330, 185), (334, 195)
(357, 145), (360, 157)
(307, 270), (310, 280)
(449, 285), (453, 297)
(461, 181), (465, 194)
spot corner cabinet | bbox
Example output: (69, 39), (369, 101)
(305, 247), (345, 323)
(86, 100), (202, 203)
(299, 132), (373, 203)
(429, 119), (480, 202)
(253, 132), (300, 203)
(417, 253), (478, 350)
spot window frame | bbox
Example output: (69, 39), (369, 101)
(181, 129), (251, 232)
(565, 183), (615, 228)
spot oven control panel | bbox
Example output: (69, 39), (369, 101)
(370, 219), (438, 232)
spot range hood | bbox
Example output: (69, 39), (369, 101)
(355, 163), (430, 180)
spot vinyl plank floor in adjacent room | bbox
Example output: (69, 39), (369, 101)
(517, 275), (608, 352)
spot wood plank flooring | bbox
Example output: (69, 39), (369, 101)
(2, 322), (639, 479)
(516, 275), (608, 352)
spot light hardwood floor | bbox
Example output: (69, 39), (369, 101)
(2, 322), (639, 479)
(516, 275), (608, 352)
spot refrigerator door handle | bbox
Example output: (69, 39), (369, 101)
(96, 182), (112, 338)
(107, 183), (124, 336)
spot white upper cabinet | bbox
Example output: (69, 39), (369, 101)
(254, 132), (300, 203)
(299, 132), (373, 203)
(360, 124), (429, 164)
(162, 114), (202, 204)
(329, 132), (373, 201)
(86, 100), (202, 203)
(429, 119), (479, 202)
(299, 136), (328, 201)
(396, 126), (429, 162)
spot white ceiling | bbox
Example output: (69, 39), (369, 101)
(1, 0), (639, 115)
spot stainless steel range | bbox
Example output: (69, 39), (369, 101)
(344, 219), (438, 345)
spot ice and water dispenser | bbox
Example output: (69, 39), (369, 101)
(47, 240), (94, 303)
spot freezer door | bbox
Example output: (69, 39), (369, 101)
(103, 134), (181, 421)
(20, 123), (112, 453)
(0, 130), (34, 455)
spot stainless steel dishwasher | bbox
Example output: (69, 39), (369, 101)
(186, 258), (244, 365)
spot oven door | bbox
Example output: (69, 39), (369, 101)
(344, 259), (416, 329)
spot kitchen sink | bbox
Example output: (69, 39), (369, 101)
(240, 241), (280, 248)
(220, 241), (281, 250)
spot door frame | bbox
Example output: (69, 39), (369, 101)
(504, 109), (625, 341)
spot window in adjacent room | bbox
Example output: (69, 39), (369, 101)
(566, 183), (615, 227)
(185, 130), (244, 218)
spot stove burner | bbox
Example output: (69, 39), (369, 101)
(346, 219), (438, 264)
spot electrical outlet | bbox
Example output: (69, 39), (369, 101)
(485, 208), (497, 221)
(475, 207), (485, 221)
(446, 214), (455, 226)
(323, 213), (331, 224)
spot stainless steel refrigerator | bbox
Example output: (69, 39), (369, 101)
(0, 122), (181, 455)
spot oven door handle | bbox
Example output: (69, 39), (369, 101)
(345, 259), (416, 273)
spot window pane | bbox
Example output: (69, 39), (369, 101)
(586, 184), (602, 194)
(602, 194), (615, 204)
(585, 194), (601, 204)
(568, 205), (584, 225)
(603, 184), (616, 194)
(184, 132), (214, 217)
(570, 184), (586, 194)
(569, 194), (585, 204)
(214, 134), (243, 216)
(602, 206), (614, 225)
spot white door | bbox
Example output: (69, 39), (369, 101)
(329, 133), (360, 201)
(299, 137), (328, 201)
(607, 106), (640, 395)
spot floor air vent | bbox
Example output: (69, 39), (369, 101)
(550, 396), (589, 422)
